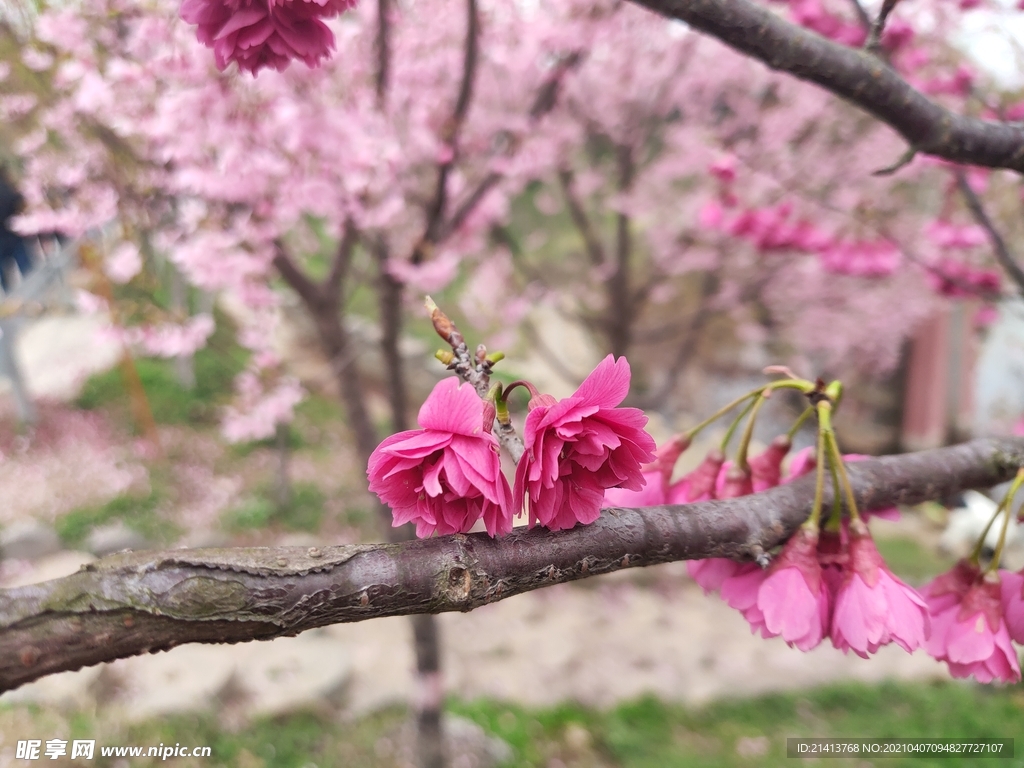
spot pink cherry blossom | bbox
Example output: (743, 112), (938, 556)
(924, 564), (1021, 683)
(179, 0), (356, 75)
(104, 242), (143, 284)
(749, 436), (791, 492)
(675, 449), (735, 592)
(719, 562), (769, 633)
(603, 434), (689, 508)
(999, 569), (1024, 645)
(514, 355), (656, 531)
(668, 448), (724, 505)
(716, 463), (754, 499)
(687, 448), (784, 593)
(757, 527), (830, 650)
(368, 377), (513, 538)
(831, 520), (929, 657)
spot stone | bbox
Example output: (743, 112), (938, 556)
(111, 645), (237, 722)
(85, 521), (148, 556)
(0, 665), (103, 711)
(444, 715), (514, 768)
(0, 519), (61, 560)
(225, 631), (353, 718)
(391, 715), (514, 768)
(0, 550), (94, 588)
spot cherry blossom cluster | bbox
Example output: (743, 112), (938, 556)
(608, 389), (1024, 685)
(180, 0), (357, 74)
(368, 355), (656, 538)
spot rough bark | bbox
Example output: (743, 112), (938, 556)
(630, 0), (1024, 173)
(3, 437), (1021, 692)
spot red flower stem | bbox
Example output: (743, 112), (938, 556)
(986, 468), (1024, 573)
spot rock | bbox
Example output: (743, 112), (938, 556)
(0, 519), (61, 560)
(85, 522), (148, 556)
(225, 632), (353, 718)
(444, 715), (514, 768)
(392, 715), (514, 768)
(0, 550), (94, 588)
(112, 645), (237, 722)
(0, 665), (103, 711)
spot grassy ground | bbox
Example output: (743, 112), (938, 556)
(3, 680), (1022, 768)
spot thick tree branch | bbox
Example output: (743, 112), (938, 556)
(955, 172), (1024, 296)
(2, 437), (1021, 692)
(630, 0), (1024, 173)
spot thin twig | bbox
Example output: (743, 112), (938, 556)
(955, 171), (1024, 297)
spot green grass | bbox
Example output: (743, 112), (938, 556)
(222, 481), (326, 533)
(76, 313), (247, 427)
(54, 490), (179, 548)
(5, 680), (1021, 768)
(452, 679), (1024, 768)
(875, 535), (956, 585)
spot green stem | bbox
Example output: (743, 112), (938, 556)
(825, 438), (843, 531)
(788, 406), (814, 440)
(821, 402), (860, 522)
(684, 378), (816, 443)
(685, 389), (763, 441)
(721, 395), (759, 454)
(736, 392), (768, 473)
(985, 468), (1024, 573)
(806, 404), (828, 531)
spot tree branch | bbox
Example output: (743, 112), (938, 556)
(629, 0), (1024, 173)
(437, 51), (584, 242)
(415, 0), (480, 263)
(955, 172), (1024, 296)
(272, 240), (327, 311)
(558, 167), (607, 267)
(2, 437), (1021, 692)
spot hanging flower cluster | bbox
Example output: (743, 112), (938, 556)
(607, 377), (1024, 685)
(368, 303), (1024, 686)
(368, 348), (656, 539)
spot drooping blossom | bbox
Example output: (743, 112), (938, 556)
(749, 435), (791, 492)
(688, 444), (783, 594)
(603, 434), (690, 508)
(719, 562), (769, 632)
(831, 519), (929, 657)
(368, 377), (513, 538)
(179, 0), (357, 75)
(756, 526), (830, 650)
(668, 448), (724, 505)
(924, 562), (1021, 683)
(999, 569), (1024, 645)
(514, 355), (656, 531)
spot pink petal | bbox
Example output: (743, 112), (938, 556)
(571, 354), (631, 409)
(417, 377), (487, 436)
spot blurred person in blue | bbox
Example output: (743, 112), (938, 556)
(0, 165), (33, 295)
